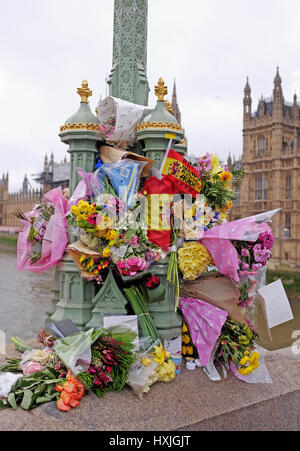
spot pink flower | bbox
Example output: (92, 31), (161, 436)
(241, 262), (249, 270)
(21, 361), (44, 377)
(253, 244), (271, 265)
(259, 232), (274, 250)
(241, 248), (250, 257)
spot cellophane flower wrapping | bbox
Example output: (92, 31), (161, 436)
(17, 187), (68, 273)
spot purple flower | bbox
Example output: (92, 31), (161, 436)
(253, 244), (271, 265)
(241, 262), (249, 270)
(251, 263), (262, 271)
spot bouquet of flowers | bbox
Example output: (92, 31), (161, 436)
(233, 231), (274, 274)
(17, 187), (69, 273)
(215, 319), (259, 376)
(77, 334), (136, 398)
(192, 153), (244, 213)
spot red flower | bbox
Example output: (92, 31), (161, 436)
(145, 275), (160, 289)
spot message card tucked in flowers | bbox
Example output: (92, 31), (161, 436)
(258, 279), (294, 329)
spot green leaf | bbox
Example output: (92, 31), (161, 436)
(34, 383), (46, 397)
(21, 390), (34, 411)
(7, 393), (18, 410)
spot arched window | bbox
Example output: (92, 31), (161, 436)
(258, 135), (266, 155)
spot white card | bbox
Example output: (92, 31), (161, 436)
(258, 279), (294, 329)
(103, 315), (139, 350)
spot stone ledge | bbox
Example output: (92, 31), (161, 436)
(0, 345), (299, 431)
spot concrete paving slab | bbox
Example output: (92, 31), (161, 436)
(1, 343), (300, 431)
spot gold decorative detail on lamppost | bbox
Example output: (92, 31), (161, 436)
(77, 80), (92, 103)
(164, 99), (174, 115)
(154, 78), (168, 101)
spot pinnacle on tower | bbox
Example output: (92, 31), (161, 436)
(243, 76), (252, 118)
(273, 66), (283, 102)
(244, 76), (251, 95)
(171, 80), (182, 124)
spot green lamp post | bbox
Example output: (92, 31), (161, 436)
(50, 81), (102, 329)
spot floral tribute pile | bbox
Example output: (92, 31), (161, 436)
(4, 132), (278, 414)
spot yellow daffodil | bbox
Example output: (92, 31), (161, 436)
(152, 344), (168, 364)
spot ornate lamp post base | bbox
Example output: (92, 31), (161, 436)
(50, 254), (95, 330)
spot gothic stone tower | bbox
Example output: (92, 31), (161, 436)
(108, 0), (150, 106)
(234, 68), (300, 269)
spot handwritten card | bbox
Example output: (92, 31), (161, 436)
(258, 279), (294, 329)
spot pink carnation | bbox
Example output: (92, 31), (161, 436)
(22, 361), (44, 377)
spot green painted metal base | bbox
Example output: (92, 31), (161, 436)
(50, 254), (95, 330)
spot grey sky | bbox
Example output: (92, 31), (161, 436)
(1, 0), (300, 190)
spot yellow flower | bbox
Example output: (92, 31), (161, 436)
(178, 242), (214, 280)
(106, 230), (118, 241)
(182, 323), (188, 333)
(238, 351), (260, 376)
(79, 254), (87, 264)
(211, 155), (220, 168)
(141, 358), (152, 367)
(76, 215), (83, 222)
(152, 344), (168, 364)
(86, 258), (94, 269)
(220, 171), (232, 183)
(182, 334), (190, 345)
(102, 247), (111, 258)
(71, 206), (79, 216)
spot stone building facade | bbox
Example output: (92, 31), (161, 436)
(0, 174), (41, 228)
(0, 154), (69, 229)
(232, 68), (300, 269)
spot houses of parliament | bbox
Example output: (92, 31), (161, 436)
(231, 68), (300, 270)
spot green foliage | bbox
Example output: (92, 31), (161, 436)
(201, 174), (235, 209)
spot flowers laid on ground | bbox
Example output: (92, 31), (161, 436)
(178, 242), (214, 280)
(151, 344), (176, 383)
(56, 370), (85, 411)
(216, 319), (259, 375)
(77, 334), (136, 398)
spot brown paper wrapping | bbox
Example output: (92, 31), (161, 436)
(99, 145), (154, 178)
(67, 241), (102, 279)
(180, 273), (246, 324)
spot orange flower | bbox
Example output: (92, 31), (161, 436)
(56, 370), (85, 412)
(220, 171), (232, 183)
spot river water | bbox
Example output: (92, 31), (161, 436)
(0, 244), (53, 343)
(0, 243), (300, 350)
